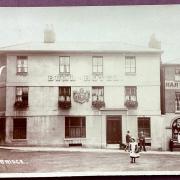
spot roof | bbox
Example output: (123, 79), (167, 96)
(0, 41), (162, 54)
(162, 59), (180, 66)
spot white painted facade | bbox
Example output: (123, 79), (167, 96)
(0, 41), (163, 149)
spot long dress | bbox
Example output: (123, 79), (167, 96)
(129, 142), (140, 158)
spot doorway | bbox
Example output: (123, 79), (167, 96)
(106, 116), (122, 144)
(0, 118), (5, 144)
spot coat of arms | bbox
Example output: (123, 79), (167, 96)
(73, 88), (90, 104)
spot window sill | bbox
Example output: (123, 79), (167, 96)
(125, 72), (136, 76)
(16, 72), (28, 76)
(12, 139), (27, 141)
(175, 111), (180, 114)
(64, 138), (86, 144)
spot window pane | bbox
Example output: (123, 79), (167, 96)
(97, 66), (103, 73)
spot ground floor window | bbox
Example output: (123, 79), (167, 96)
(13, 118), (27, 139)
(138, 117), (151, 138)
(65, 117), (86, 138)
(172, 118), (180, 140)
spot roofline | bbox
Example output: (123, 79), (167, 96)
(162, 63), (180, 66)
(0, 50), (163, 54)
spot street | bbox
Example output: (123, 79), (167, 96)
(0, 148), (180, 175)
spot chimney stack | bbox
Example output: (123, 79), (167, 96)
(148, 33), (161, 49)
(44, 24), (55, 43)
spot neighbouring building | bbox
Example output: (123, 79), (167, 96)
(0, 29), (163, 150)
(161, 62), (180, 150)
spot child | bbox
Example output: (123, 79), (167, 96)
(129, 137), (140, 163)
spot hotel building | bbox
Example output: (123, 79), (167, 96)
(0, 31), (163, 149)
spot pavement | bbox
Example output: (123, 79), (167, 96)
(0, 145), (180, 155)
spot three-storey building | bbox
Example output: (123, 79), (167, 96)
(0, 32), (163, 149)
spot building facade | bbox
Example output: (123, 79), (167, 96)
(0, 34), (163, 149)
(161, 63), (180, 150)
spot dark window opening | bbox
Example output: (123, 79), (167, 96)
(13, 118), (27, 139)
(65, 117), (86, 138)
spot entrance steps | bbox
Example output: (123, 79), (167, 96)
(106, 144), (120, 149)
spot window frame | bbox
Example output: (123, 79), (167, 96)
(138, 117), (151, 138)
(125, 56), (136, 74)
(13, 118), (27, 140)
(65, 116), (86, 138)
(92, 56), (103, 75)
(125, 86), (137, 101)
(15, 87), (29, 105)
(175, 92), (180, 113)
(59, 86), (71, 101)
(92, 86), (104, 101)
(59, 56), (70, 74)
(16, 56), (28, 75)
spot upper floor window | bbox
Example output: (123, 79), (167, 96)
(125, 86), (137, 101)
(92, 86), (104, 101)
(14, 87), (28, 108)
(59, 86), (71, 109)
(175, 92), (180, 112)
(16, 56), (28, 74)
(125, 56), (136, 74)
(59, 86), (71, 102)
(59, 56), (70, 74)
(92, 56), (103, 75)
(175, 68), (180, 81)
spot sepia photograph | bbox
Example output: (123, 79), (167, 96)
(0, 3), (180, 177)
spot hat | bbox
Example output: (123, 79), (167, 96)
(131, 137), (135, 142)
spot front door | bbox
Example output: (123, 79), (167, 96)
(0, 118), (5, 144)
(106, 116), (122, 144)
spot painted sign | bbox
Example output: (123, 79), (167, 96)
(48, 74), (121, 82)
(73, 88), (90, 104)
(165, 81), (180, 89)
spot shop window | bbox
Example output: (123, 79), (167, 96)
(13, 118), (27, 139)
(172, 118), (180, 140)
(138, 117), (151, 138)
(92, 86), (105, 109)
(65, 117), (86, 138)
(92, 56), (103, 75)
(175, 68), (180, 81)
(125, 56), (136, 74)
(16, 56), (28, 74)
(59, 87), (71, 109)
(175, 92), (180, 112)
(14, 87), (28, 108)
(124, 86), (138, 108)
(59, 56), (70, 74)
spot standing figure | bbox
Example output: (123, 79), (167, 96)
(178, 132), (180, 143)
(139, 131), (146, 152)
(129, 138), (140, 163)
(125, 130), (131, 151)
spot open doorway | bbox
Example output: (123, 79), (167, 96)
(0, 118), (5, 144)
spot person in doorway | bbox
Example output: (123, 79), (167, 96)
(129, 137), (140, 163)
(178, 132), (180, 143)
(124, 130), (131, 151)
(139, 131), (146, 152)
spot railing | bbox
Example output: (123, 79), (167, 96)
(124, 100), (138, 108)
(58, 100), (71, 109)
(92, 100), (105, 109)
(14, 101), (28, 109)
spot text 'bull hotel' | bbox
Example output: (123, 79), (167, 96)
(0, 29), (164, 150)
